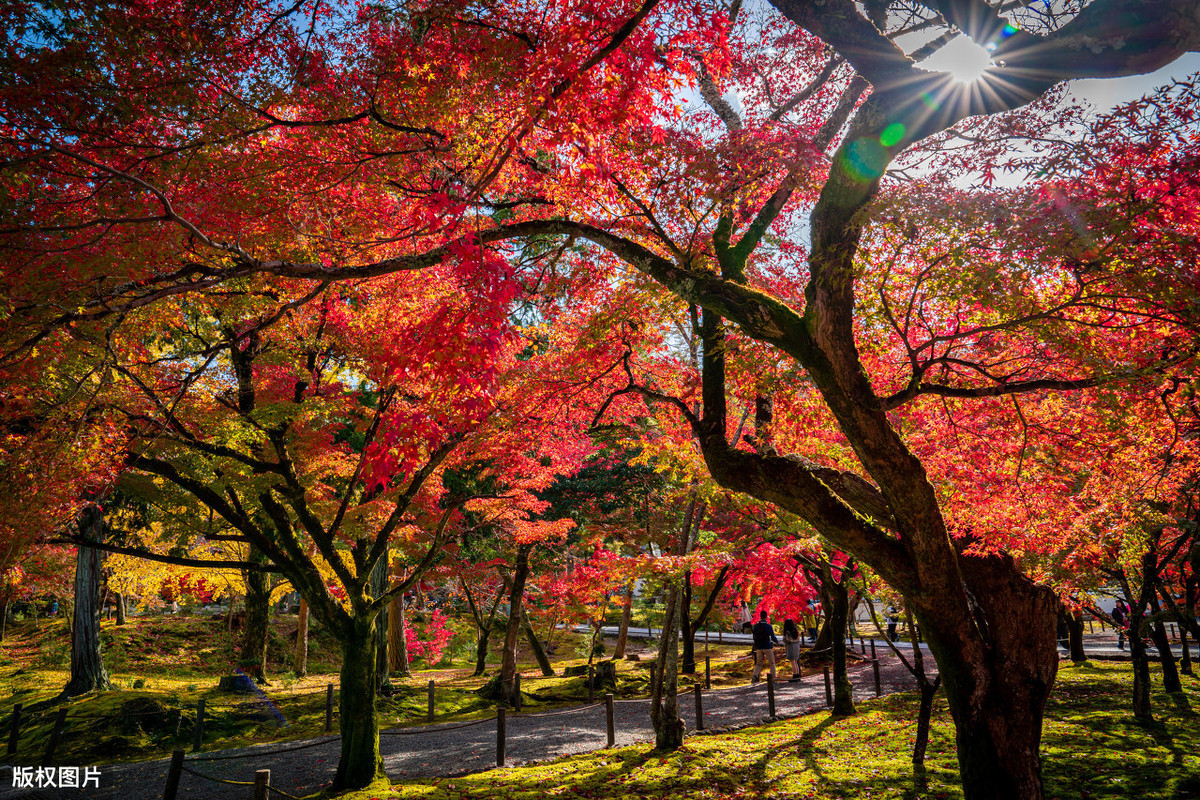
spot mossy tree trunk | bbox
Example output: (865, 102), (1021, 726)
(63, 505), (109, 697)
(334, 617), (385, 791)
(240, 546), (271, 683)
(650, 579), (684, 750)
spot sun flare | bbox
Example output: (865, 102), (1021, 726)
(917, 34), (995, 83)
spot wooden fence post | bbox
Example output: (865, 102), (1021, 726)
(496, 705), (506, 767)
(253, 768), (270, 800)
(870, 639), (877, 660)
(605, 693), (615, 748)
(705, 655), (711, 689)
(823, 667), (832, 706)
(428, 679), (436, 722)
(7, 702), (21, 755)
(325, 683), (335, 732)
(43, 707), (68, 764)
(162, 749), (185, 800)
(192, 698), (205, 752)
(694, 684), (704, 730)
(766, 674), (776, 718)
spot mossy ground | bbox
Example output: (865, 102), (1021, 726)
(330, 661), (1200, 800)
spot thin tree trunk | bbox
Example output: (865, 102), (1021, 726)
(650, 579), (684, 749)
(115, 591), (126, 625)
(499, 545), (531, 706)
(370, 554), (390, 693)
(388, 596), (409, 677)
(1148, 595), (1182, 693)
(62, 505), (109, 697)
(333, 617), (385, 791)
(822, 566), (855, 716)
(614, 584), (633, 659)
(1065, 610), (1086, 663)
(293, 598), (309, 677)
(522, 607), (554, 677)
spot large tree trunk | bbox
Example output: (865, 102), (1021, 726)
(63, 505), (110, 697)
(333, 617), (385, 791)
(240, 548), (271, 683)
(388, 596), (409, 678)
(498, 545), (531, 706)
(293, 598), (309, 677)
(650, 579), (684, 750)
(916, 556), (1058, 800)
(614, 584), (633, 659)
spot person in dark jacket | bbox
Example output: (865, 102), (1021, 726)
(751, 610), (780, 683)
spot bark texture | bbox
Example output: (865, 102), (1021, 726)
(63, 505), (110, 697)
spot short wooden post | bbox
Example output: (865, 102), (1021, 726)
(823, 667), (832, 706)
(43, 707), (68, 764)
(163, 749), (185, 800)
(694, 684), (704, 730)
(514, 673), (522, 711)
(7, 702), (21, 755)
(193, 698), (205, 752)
(427, 679), (435, 722)
(605, 693), (615, 747)
(705, 655), (711, 689)
(496, 705), (506, 767)
(325, 683), (335, 732)
(587, 664), (595, 703)
(253, 768), (270, 800)
(870, 639), (877, 660)
(766, 674), (776, 718)
(873, 657), (882, 697)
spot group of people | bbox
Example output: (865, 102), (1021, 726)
(745, 608), (805, 683)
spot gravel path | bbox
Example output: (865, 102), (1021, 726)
(0, 653), (925, 800)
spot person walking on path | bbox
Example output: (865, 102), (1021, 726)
(782, 618), (802, 680)
(1113, 600), (1129, 650)
(752, 610), (780, 683)
(738, 601), (753, 634)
